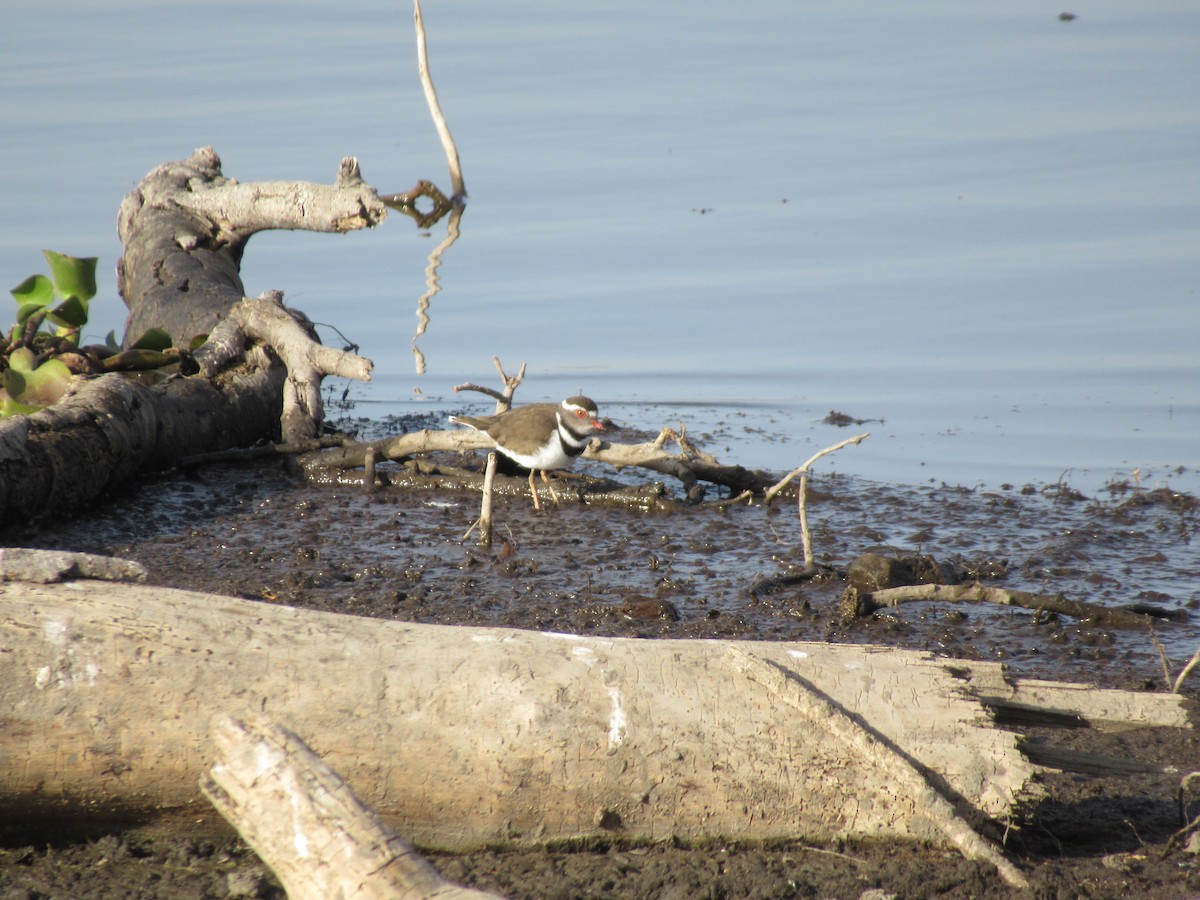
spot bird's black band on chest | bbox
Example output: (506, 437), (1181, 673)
(558, 430), (587, 458)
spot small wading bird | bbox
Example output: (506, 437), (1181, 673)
(449, 396), (605, 510)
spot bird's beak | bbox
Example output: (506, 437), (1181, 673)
(593, 419), (607, 431)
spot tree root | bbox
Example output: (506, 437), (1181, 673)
(196, 291), (372, 444)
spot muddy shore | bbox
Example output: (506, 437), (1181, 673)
(2, 451), (1198, 898)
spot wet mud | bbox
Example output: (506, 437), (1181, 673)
(3, 451), (1199, 898)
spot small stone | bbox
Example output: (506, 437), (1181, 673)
(619, 597), (680, 620)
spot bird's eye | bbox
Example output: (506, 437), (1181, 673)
(574, 408), (587, 419)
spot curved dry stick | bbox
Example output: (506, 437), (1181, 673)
(763, 432), (869, 567)
(413, 0), (466, 198)
(1173, 646), (1200, 693)
(763, 432), (871, 505)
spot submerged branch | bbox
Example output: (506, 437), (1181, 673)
(842, 582), (1188, 629)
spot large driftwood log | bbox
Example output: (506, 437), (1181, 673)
(0, 148), (380, 522)
(0, 576), (1189, 883)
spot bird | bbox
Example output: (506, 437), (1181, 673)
(449, 395), (605, 509)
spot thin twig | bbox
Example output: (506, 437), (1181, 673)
(763, 432), (869, 566)
(1174, 645), (1200, 693)
(1149, 622), (1174, 689)
(479, 451), (496, 547)
(363, 446), (377, 492)
(413, 0), (466, 199)
(764, 432), (870, 504)
(1163, 771), (1200, 856)
(799, 472), (814, 567)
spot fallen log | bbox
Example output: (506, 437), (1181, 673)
(0, 356), (286, 520)
(203, 714), (499, 900)
(0, 147), (380, 523)
(0, 573), (1190, 886)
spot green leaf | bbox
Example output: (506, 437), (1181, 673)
(0, 392), (40, 418)
(2, 347), (74, 409)
(129, 327), (173, 352)
(42, 250), (97, 302)
(105, 330), (121, 352)
(48, 295), (89, 329)
(11, 273), (55, 307)
(1, 362), (27, 398)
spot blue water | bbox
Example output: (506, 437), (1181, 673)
(2, 0), (1197, 492)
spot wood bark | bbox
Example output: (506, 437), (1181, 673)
(0, 357), (285, 521)
(0, 576), (1189, 877)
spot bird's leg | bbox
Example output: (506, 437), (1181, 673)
(527, 469), (543, 511)
(539, 470), (562, 505)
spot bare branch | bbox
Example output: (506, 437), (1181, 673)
(761, 432), (870, 568)
(764, 432), (871, 504)
(202, 714), (498, 899)
(1173, 646), (1200, 693)
(413, 0), (466, 199)
(453, 359), (526, 412)
(196, 292), (372, 444)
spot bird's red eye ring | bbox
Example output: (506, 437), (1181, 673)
(574, 408), (587, 418)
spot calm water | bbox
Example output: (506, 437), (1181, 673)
(2, 0), (1197, 492)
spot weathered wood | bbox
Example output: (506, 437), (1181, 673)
(117, 146), (386, 347)
(726, 650), (1028, 889)
(0, 548), (147, 584)
(195, 291), (373, 444)
(0, 149), (381, 522)
(0, 576), (1188, 864)
(203, 714), (499, 900)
